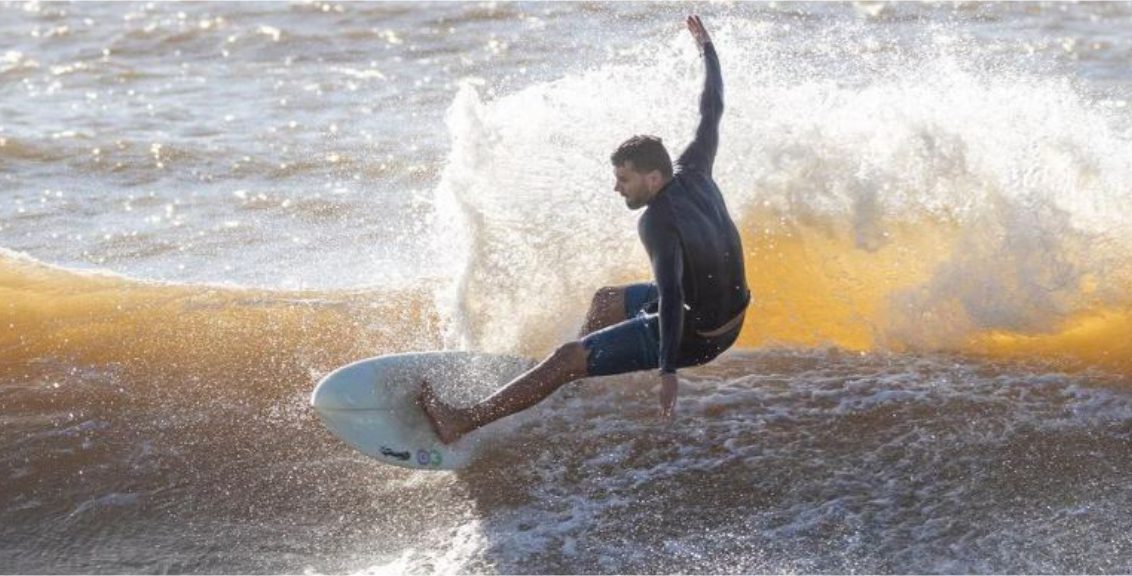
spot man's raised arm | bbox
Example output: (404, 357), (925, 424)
(677, 15), (723, 175)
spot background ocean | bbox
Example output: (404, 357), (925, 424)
(4, 1), (1132, 573)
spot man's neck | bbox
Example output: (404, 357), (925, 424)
(648, 176), (676, 204)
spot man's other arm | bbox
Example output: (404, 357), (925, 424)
(677, 15), (723, 174)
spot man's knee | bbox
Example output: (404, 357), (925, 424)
(553, 341), (585, 361)
(552, 341), (588, 376)
(586, 286), (627, 326)
(590, 286), (622, 313)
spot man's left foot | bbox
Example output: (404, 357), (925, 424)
(417, 380), (471, 444)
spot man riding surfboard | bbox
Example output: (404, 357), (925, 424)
(421, 15), (749, 444)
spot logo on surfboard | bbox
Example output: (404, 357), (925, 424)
(380, 447), (411, 461)
(380, 446), (442, 467)
(417, 449), (443, 467)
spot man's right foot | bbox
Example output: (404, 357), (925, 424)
(417, 380), (471, 444)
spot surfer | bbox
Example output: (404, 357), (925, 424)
(421, 15), (749, 444)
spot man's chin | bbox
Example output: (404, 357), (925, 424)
(625, 198), (645, 210)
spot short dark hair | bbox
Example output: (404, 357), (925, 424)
(610, 135), (673, 179)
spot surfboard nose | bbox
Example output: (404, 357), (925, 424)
(310, 361), (380, 411)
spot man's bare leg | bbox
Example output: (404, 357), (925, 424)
(420, 341), (588, 444)
(420, 283), (634, 444)
(579, 286), (629, 337)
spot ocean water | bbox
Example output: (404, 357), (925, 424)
(4, 1), (1132, 573)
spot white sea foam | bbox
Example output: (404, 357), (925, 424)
(431, 17), (1132, 356)
(366, 349), (1132, 573)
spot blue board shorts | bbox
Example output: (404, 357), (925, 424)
(580, 282), (743, 377)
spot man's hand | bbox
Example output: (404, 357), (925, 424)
(686, 14), (712, 49)
(659, 372), (679, 421)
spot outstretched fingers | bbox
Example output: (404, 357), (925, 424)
(685, 14), (710, 46)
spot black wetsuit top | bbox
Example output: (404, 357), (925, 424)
(638, 42), (750, 374)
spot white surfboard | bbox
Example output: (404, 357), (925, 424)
(310, 351), (535, 470)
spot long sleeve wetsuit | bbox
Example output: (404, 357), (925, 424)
(638, 42), (750, 374)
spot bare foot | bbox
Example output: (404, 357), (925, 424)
(417, 379), (471, 444)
